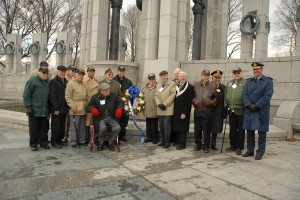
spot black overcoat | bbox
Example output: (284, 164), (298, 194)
(211, 83), (225, 134)
(172, 82), (194, 133)
(49, 75), (69, 114)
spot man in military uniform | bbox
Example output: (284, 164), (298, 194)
(99, 68), (121, 95)
(83, 66), (99, 145)
(242, 62), (274, 160)
(210, 70), (225, 151)
(224, 67), (246, 155)
(66, 65), (77, 81)
(113, 66), (132, 141)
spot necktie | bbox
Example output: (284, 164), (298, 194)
(179, 84), (183, 90)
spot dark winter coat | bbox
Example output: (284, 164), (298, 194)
(49, 75), (69, 114)
(172, 82), (194, 133)
(23, 75), (49, 117)
(211, 83), (225, 134)
(113, 75), (132, 93)
(243, 75), (273, 132)
(87, 92), (123, 132)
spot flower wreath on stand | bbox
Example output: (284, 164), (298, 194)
(120, 86), (146, 144)
(121, 86), (145, 116)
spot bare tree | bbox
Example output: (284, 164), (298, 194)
(71, 13), (81, 67)
(272, 0), (300, 56)
(188, 8), (194, 61)
(226, 0), (243, 59)
(121, 5), (138, 62)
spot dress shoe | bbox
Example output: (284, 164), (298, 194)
(211, 146), (218, 150)
(255, 154), (263, 160)
(204, 148), (209, 153)
(226, 147), (236, 152)
(176, 146), (185, 150)
(108, 145), (115, 151)
(157, 142), (165, 146)
(173, 143), (178, 146)
(236, 149), (242, 155)
(242, 152), (254, 157)
(97, 145), (103, 151)
(144, 139), (152, 143)
(152, 140), (158, 144)
(31, 146), (38, 151)
(52, 143), (62, 148)
(163, 144), (170, 149)
(61, 141), (68, 146)
(194, 145), (202, 151)
(119, 138), (127, 142)
(71, 144), (77, 148)
(41, 145), (50, 149)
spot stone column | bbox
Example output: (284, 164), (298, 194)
(158, 0), (178, 61)
(85, 0), (93, 64)
(119, 25), (126, 61)
(90, 0), (109, 62)
(192, 0), (205, 60)
(5, 34), (22, 74)
(142, 0), (160, 60)
(79, 0), (89, 66)
(109, 0), (123, 60)
(220, 0), (229, 59)
(31, 33), (47, 71)
(176, 0), (190, 62)
(296, 22), (300, 56)
(56, 32), (73, 67)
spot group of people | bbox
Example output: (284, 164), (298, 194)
(23, 61), (273, 160)
(23, 62), (132, 152)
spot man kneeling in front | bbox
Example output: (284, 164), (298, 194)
(87, 83), (123, 151)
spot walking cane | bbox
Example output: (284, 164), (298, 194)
(72, 114), (81, 148)
(220, 109), (229, 153)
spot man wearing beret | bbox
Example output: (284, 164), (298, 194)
(242, 62), (274, 160)
(99, 68), (121, 96)
(113, 66), (133, 142)
(192, 69), (217, 153)
(224, 67), (246, 155)
(23, 66), (51, 151)
(83, 66), (99, 145)
(87, 82), (123, 151)
(49, 66), (69, 148)
(210, 70), (225, 151)
(65, 68), (88, 148)
(154, 70), (176, 148)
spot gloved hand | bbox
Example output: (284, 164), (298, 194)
(26, 106), (33, 117)
(248, 104), (259, 111)
(91, 107), (100, 117)
(115, 108), (123, 119)
(158, 104), (166, 111)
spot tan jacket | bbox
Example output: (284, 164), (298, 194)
(154, 80), (176, 116)
(99, 79), (121, 96)
(83, 77), (99, 125)
(142, 83), (157, 118)
(65, 78), (87, 115)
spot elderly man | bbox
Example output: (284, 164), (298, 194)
(224, 67), (246, 155)
(172, 71), (193, 150)
(242, 62), (274, 160)
(99, 68), (121, 95)
(87, 83), (123, 151)
(83, 66), (99, 145)
(142, 73), (159, 144)
(23, 67), (50, 151)
(193, 69), (217, 153)
(210, 70), (225, 151)
(66, 65), (77, 81)
(65, 68), (87, 148)
(154, 70), (176, 149)
(49, 65), (69, 148)
(113, 66), (133, 142)
(173, 68), (181, 84)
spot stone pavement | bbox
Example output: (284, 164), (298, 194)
(0, 126), (299, 200)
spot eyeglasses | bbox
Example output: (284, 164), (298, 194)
(42, 71), (49, 75)
(107, 73), (114, 76)
(148, 78), (155, 80)
(233, 72), (240, 74)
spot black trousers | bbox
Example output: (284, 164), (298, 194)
(29, 116), (49, 147)
(194, 115), (212, 149)
(51, 114), (66, 144)
(229, 113), (245, 149)
(119, 115), (129, 139)
(176, 131), (187, 147)
(146, 118), (159, 142)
